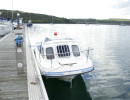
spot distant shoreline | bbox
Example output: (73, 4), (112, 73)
(1, 9), (130, 25)
(31, 23), (130, 26)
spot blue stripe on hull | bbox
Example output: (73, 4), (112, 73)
(41, 66), (94, 77)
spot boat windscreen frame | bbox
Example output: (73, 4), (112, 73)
(56, 45), (71, 58)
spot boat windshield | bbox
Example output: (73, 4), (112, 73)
(72, 45), (80, 57)
(57, 45), (70, 57)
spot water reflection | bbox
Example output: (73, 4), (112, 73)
(28, 24), (130, 100)
(42, 75), (92, 100)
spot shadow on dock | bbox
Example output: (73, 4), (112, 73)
(42, 75), (92, 100)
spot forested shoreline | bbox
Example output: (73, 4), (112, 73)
(1, 9), (130, 25)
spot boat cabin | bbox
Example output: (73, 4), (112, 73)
(37, 38), (81, 60)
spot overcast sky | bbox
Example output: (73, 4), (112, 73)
(0, 0), (130, 19)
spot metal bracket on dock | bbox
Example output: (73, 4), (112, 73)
(15, 32), (24, 74)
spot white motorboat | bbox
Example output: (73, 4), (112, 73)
(34, 34), (94, 82)
(0, 26), (6, 36)
(27, 20), (33, 27)
(0, 25), (11, 37)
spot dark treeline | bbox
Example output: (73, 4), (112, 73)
(70, 18), (130, 25)
(70, 19), (96, 24)
(0, 9), (73, 23)
(1, 9), (130, 25)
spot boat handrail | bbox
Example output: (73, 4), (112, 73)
(40, 49), (93, 57)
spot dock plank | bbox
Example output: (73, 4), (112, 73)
(0, 31), (28, 100)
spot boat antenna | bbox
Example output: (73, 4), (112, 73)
(12, 0), (13, 19)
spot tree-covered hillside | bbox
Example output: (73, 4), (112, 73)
(1, 9), (130, 25)
(0, 9), (73, 23)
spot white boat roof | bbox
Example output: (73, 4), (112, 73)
(43, 37), (76, 45)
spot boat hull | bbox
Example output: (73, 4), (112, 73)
(41, 66), (94, 82)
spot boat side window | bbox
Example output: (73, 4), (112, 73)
(46, 47), (54, 59)
(72, 45), (80, 57)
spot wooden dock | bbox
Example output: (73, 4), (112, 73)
(0, 29), (48, 100)
(0, 30), (28, 100)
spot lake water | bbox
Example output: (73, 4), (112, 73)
(27, 24), (130, 100)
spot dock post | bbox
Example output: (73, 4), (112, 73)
(15, 32), (25, 74)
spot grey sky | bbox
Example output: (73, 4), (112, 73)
(0, 0), (130, 19)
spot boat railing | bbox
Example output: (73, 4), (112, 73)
(40, 49), (93, 68)
(41, 48), (93, 57)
